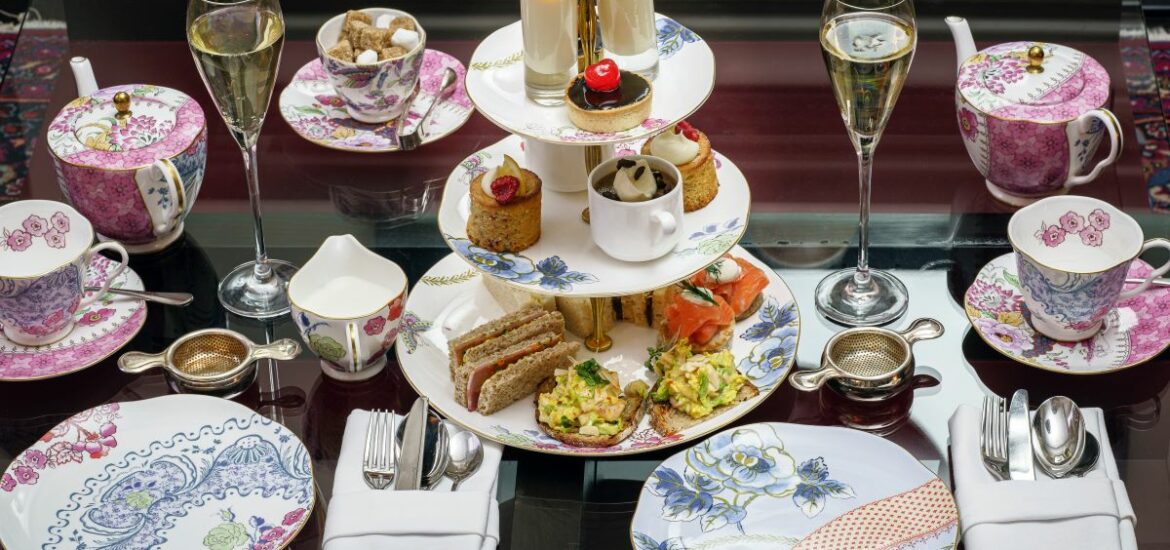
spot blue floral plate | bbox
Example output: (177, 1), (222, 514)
(439, 134), (751, 298)
(631, 423), (959, 550)
(0, 395), (315, 549)
(396, 247), (799, 456)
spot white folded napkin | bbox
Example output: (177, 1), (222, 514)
(323, 410), (502, 550)
(949, 404), (1136, 550)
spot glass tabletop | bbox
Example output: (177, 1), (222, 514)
(1, 1), (1169, 548)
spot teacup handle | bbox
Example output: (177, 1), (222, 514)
(252, 338), (302, 361)
(789, 367), (838, 392)
(900, 318), (945, 345)
(1066, 108), (1122, 188)
(118, 350), (166, 374)
(80, 242), (129, 307)
(346, 322), (365, 373)
(650, 211), (677, 245)
(1120, 238), (1170, 299)
(134, 159), (187, 237)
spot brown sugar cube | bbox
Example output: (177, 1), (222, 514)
(379, 46), (409, 61)
(355, 26), (395, 51)
(342, 19), (369, 43)
(343, 10), (373, 28)
(326, 39), (355, 62)
(390, 16), (416, 32)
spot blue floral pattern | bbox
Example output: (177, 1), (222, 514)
(645, 425), (852, 538)
(738, 299), (799, 391)
(449, 237), (598, 291)
(658, 17), (702, 60)
(1016, 253), (1127, 331)
(674, 218), (744, 257)
(44, 415), (313, 550)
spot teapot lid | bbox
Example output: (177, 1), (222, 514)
(957, 41), (1109, 123)
(47, 84), (205, 170)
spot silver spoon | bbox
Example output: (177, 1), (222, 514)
(1126, 278), (1170, 288)
(397, 67), (458, 151)
(1065, 433), (1100, 478)
(85, 286), (193, 306)
(1031, 396), (1086, 478)
(444, 425), (484, 491)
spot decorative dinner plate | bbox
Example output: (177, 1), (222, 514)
(395, 247), (799, 456)
(465, 15), (713, 145)
(0, 394), (315, 549)
(965, 253), (1170, 374)
(631, 422), (959, 550)
(438, 134), (750, 297)
(278, 49), (473, 153)
(0, 254), (147, 381)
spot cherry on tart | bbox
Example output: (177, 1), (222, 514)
(565, 58), (653, 134)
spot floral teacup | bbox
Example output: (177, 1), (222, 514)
(316, 8), (426, 123)
(288, 234), (408, 381)
(1008, 195), (1170, 341)
(0, 200), (129, 346)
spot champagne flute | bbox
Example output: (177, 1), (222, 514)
(187, 0), (297, 318)
(814, 0), (916, 326)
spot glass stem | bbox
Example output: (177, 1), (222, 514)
(854, 144), (874, 288)
(240, 143), (271, 281)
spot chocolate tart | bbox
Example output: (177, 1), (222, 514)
(564, 70), (653, 133)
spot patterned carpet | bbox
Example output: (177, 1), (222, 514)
(0, 22), (66, 200)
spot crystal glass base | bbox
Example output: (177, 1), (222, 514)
(218, 259), (299, 319)
(815, 268), (909, 327)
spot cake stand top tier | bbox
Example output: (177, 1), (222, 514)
(465, 15), (715, 146)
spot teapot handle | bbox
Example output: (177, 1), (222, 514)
(1066, 108), (1122, 188)
(134, 159), (187, 238)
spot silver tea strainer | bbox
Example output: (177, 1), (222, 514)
(790, 318), (943, 394)
(118, 329), (301, 397)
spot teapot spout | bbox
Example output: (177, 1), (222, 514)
(70, 56), (99, 98)
(945, 16), (977, 74)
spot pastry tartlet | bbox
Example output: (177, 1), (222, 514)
(467, 155), (541, 253)
(642, 121), (718, 212)
(565, 59), (652, 133)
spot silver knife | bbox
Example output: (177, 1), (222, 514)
(394, 397), (429, 490)
(1007, 389), (1035, 480)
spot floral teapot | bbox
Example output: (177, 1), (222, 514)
(46, 57), (206, 253)
(946, 16), (1122, 207)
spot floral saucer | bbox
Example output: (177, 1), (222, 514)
(439, 134), (750, 297)
(278, 49), (473, 153)
(631, 422), (959, 550)
(396, 247), (799, 457)
(465, 15), (713, 144)
(0, 254), (146, 381)
(965, 253), (1170, 374)
(0, 394), (314, 549)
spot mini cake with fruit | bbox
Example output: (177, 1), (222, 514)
(467, 154), (542, 253)
(565, 59), (653, 133)
(642, 121), (718, 211)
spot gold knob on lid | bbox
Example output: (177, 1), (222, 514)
(113, 91), (131, 120)
(1026, 45), (1045, 74)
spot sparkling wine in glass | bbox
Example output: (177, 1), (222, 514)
(814, 0), (916, 326)
(187, 0), (298, 318)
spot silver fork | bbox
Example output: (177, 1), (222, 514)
(980, 395), (1009, 480)
(362, 410), (396, 490)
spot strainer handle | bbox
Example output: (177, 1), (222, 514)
(900, 318), (944, 345)
(789, 367), (838, 392)
(252, 338), (302, 361)
(118, 351), (166, 374)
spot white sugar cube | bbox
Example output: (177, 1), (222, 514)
(375, 14), (393, 29)
(391, 28), (420, 51)
(355, 49), (379, 64)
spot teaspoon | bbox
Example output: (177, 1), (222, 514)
(444, 425), (484, 491)
(86, 287), (194, 306)
(1031, 396), (1086, 478)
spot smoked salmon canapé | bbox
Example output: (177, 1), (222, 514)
(659, 281), (736, 353)
(690, 255), (769, 321)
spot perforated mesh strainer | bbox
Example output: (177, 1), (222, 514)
(790, 318), (943, 393)
(119, 329), (301, 396)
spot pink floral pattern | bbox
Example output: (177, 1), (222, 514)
(1, 403), (122, 492)
(1034, 208), (1111, 248)
(0, 255), (147, 380)
(280, 50), (473, 152)
(0, 211), (71, 252)
(958, 108), (978, 141)
(363, 316), (386, 336)
(966, 254), (1170, 373)
(986, 118), (1070, 195)
(958, 42), (1111, 124)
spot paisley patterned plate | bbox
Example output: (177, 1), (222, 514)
(278, 49), (473, 153)
(438, 134), (751, 297)
(465, 15), (713, 144)
(0, 254), (146, 381)
(395, 247), (799, 457)
(965, 253), (1170, 374)
(631, 422), (959, 550)
(0, 394), (315, 549)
